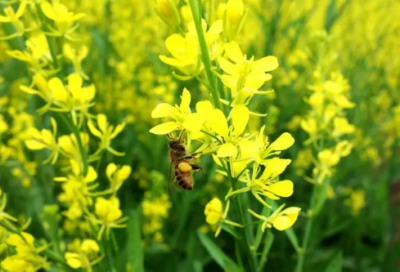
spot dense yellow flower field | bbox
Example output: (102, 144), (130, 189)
(1, 0), (399, 271)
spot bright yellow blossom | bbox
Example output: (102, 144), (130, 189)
(248, 205), (301, 231)
(204, 198), (242, 237)
(87, 114), (125, 156)
(94, 197), (128, 239)
(159, 34), (203, 80)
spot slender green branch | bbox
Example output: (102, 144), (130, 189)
(188, 0), (222, 109)
(295, 183), (318, 272)
(226, 161), (257, 272)
(57, 113), (89, 175)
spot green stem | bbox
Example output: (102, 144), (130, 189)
(226, 162), (257, 272)
(257, 230), (274, 272)
(295, 183), (318, 272)
(188, 0), (222, 109)
(57, 113), (89, 175)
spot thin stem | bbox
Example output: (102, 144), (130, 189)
(258, 230), (273, 272)
(188, 0), (222, 109)
(57, 113), (89, 175)
(295, 184), (318, 272)
(227, 162), (257, 272)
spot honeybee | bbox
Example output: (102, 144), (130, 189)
(167, 132), (202, 191)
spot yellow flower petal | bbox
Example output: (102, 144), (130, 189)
(150, 122), (179, 135)
(110, 122), (125, 139)
(196, 100), (213, 119)
(151, 103), (174, 118)
(85, 166), (97, 183)
(261, 158), (291, 179)
(267, 180), (293, 197)
(97, 114), (108, 132)
(207, 109), (228, 138)
(88, 120), (102, 138)
(68, 73), (82, 91)
(65, 253), (82, 268)
(165, 34), (186, 59)
(218, 56), (236, 75)
(270, 132), (294, 151)
(271, 216), (292, 231)
(232, 105), (249, 136)
(224, 41), (243, 63)
(49, 77), (68, 102)
(217, 143), (237, 157)
(106, 163), (117, 179)
(253, 56), (279, 72)
(117, 166), (131, 181)
(40, 1), (57, 20)
(180, 88), (191, 112)
(182, 113), (205, 132)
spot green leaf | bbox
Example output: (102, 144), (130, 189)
(197, 231), (242, 272)
(324, 251), (342, 272)
(127, 208), (144, 272)
(220, 223), (242, 240)
(285, 227), (300, 253)
(257, 231), (274, 272)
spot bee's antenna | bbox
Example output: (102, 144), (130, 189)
(178, 130), (185, 142)
(166, 133), (173, 140)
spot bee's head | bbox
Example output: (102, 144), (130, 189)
(168, 139), (180, 148)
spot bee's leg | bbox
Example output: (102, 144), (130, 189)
(178, 152), (201, 160)
(191, 164), (204, 172)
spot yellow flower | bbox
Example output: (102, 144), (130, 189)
(218, 42), (278, 105)
(20, 74), (53, 113)
(159, 34), (203, 80)
(227, 157), (293, 207)
(0, 2), (27, 39)
(47, 73), (95, 113)
(40, 1), (85, 39)
(81, 239), (100, 254)
(1, 256), (32, 272)
(223, 0), (246, 41)
(248, 205), (301, 231)
(25, 117), (59, 164)
(204, 198), (242, 237)
(204, 198), (223, 225)
(333, 117), (355, 136)
(65, 239), (102, 270)
(345, 189), (365, 216)
(106, 163), (131, 193)
(94, 197), (128, 239)
(58, 133), (89, 163)
(205, 105), (252, 158)
(7, 232), (35, 256)
(7, 34), (51, 74)
(65, 252), (86, 269)
(150, 88), (204, 135)
(87, 114), (125, 156)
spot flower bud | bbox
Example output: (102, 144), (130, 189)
(226, 0), (244, 25)
(156, 0), (181, 29)
(223, 0), (246, 41)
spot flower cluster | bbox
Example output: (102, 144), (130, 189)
(151, 0), (300, 239)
